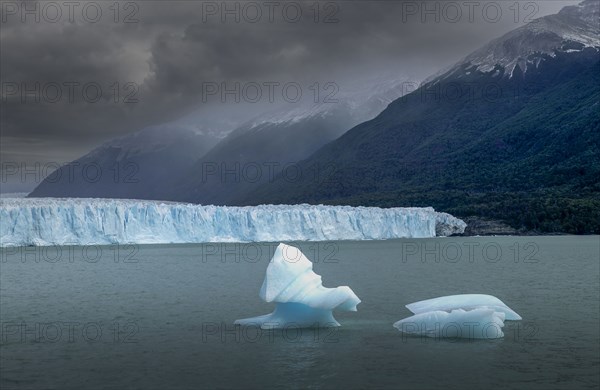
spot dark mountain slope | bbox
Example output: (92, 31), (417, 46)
(242, 1), (600, 233)
(29, 126), (220, 200)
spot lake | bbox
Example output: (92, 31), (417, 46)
(1, 236), (599, 389)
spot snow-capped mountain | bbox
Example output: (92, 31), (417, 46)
(243, 1), (600, 234)
(433, 0), (599, 80)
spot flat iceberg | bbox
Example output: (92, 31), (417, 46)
(406, 294), (522, 321)
(394, 294), (522, 339)
(393, 308), (506, 339)
(235, 243), (360, 328)
(0, 198), (466, 247)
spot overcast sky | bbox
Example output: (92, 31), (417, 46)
(0, 0), (579, 192)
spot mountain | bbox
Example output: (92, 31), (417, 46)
(28, 125), (221, 200)
(29, 75), (413, 204)
(171, 76), (413, 204)
(242, 0), (600, 234)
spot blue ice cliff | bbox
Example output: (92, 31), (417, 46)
(0, 198), (466, 247)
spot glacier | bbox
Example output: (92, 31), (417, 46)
(406, 294), (522, 321)
(393, 308), (506, 339)
(235, 243), (360, 328)
(0, 198), (466, 247)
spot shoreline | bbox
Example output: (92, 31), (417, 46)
(455, 216), (581, 236)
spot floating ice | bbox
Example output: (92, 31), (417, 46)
(394, 294), (522, 339)
(393, 308), (506, 339)
(235, 243), (360, 329)
(406, 294), (522, 321)
(0, 198), (466, 247)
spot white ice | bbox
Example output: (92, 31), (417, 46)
(235, 243), (360, 329)
(393, 308), (506, 339)
(406, 294), (522, 321)
(0, 198), (466, 247)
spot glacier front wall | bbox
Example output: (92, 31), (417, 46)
(0, 198), (466, 247)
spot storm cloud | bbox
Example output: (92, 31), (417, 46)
(0, 0), (578, 191)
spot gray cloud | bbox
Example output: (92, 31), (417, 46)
(0, 0), (578, 191)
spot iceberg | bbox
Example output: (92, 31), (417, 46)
(0, 198), (466, 247)
(406, 294), (522, 321)
(235, 243), (360, 328)
(394, 294), (522, 339)
(393, 308), (506, 339)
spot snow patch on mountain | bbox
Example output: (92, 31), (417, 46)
(433, 0), (599, 80)
(243, 76), (414, 132)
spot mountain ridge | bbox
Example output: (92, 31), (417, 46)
(240, 1), (600, 233)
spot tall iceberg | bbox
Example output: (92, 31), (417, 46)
(235, 243), (360, 328)
(0, 198), (466, 247)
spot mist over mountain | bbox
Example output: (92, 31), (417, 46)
(171, 76), (413, 204)
(28, 125), (221, 200)
(30, 75), (414, 203)
(242, 0), (600, 233)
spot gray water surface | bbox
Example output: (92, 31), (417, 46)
(1, 236), (599, 389)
